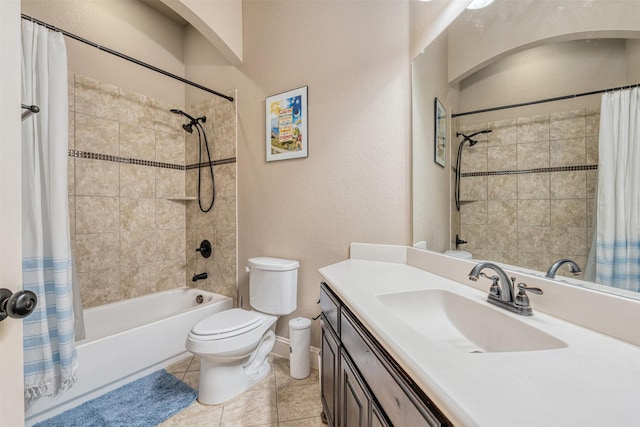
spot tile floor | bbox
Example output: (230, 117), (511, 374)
(161, 354), (324, 426)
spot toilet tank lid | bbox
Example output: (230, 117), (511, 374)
(248, 257), (299, 271)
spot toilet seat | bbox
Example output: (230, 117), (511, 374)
(191, 309), (264, 340)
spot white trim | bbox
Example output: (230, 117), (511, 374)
(273, 336), (320, 371)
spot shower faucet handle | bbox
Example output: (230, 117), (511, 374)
(196, 240), (212, 258)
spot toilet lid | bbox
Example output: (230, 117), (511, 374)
(191, 308), (264, 338)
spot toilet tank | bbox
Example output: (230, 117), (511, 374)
(248, 257), (299, 315)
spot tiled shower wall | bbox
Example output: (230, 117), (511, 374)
(68, 73), (237, 308)
(455, 109), (599, 277)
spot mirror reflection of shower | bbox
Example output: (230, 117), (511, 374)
(170, 109), (215, 213)
(454, 130), (492, 211)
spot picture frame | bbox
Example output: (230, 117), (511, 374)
(434, 97), (446, 167)
(266, 86), (308, 162)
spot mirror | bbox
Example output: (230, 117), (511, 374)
(412, 0), (640, 300)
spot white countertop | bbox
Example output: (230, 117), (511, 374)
(319, 245), (640, 427)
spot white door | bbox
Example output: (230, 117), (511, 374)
(0, 1), (26, 426)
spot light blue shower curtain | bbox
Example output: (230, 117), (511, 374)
(21, 20), (78, 398)
(594, 87), (640, 291)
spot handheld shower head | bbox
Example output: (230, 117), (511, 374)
(456, 129), (492, 146)
(170, 109), (207, 133)
(182, 123), (194, 134)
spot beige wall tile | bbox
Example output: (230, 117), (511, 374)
(486, 118), (517, 147)
(213, 125), (236, 160)
(586, 109), (600, 136)
(75, 113), (119, 155)
(460, 176), (487, 201)
(75, 158), (119, 197)
(550, 227), (587, 255)
(156, 199), (186, 230)
(517, 114), (549, 143)
(550, 171), (586, 199)
(517, 252), (554, 273)
(67, 157), (75, 196)
(76, 196), (119, 234)
(157, 229), (186, 261)
(155, 168), (185, 198)
(186, 201), (216, 230)
(120, 198), (155, 231)
(517, 200), (550, 226)
(550, 199), (586, 227)
(518, 173), (549, 199)
(488, 175), (517, 200)
(549, 137), (586, 167)
(154, 100), (187, 134)
(215, 99), (236, 128)
(550, 109), (586, 140)
(460, 201), (487, 225)
(120, 231), (156, 266)
(120, 122), (156, 160)
(487, 224), (518, 252)
(487, 200), (517, 226)
(120, 164), (155, 198)
(213, 196), (237, 231)
(518, 226), (550, 253)
(461, 145), (487, 173)
(459, 224), (487, 251)
(119, 88), (154, 129)
(68, 72), (75, 112)
(75, 232), (120, 272)
(68, 112), (75, 149)
(120, 264), (155, 299)
(216, 163), (237, 197)
(214, 262), (237, 299)
(488, 144), (517, 171)
(68, 196), (75, 238)
(215, 229), (237, 265)
(517, 141), (549, 169)
(154, 260), (187, 291)
(156, 131), (185, 164)
(586, 135), (599, 164)
(75, 75), (119, 120)
(185, 132), (199, 165)
(78, 268), (123, 308)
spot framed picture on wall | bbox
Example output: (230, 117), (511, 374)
(266, 86), (308, 162)
(434, 97), (446, 167)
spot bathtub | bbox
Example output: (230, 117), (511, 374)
(25, 287), (232, 425)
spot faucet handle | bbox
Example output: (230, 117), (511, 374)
(517, 283), (543, 295)
(514, 283), (543, 309)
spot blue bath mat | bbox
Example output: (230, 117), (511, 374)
(35, 369), (197, 427)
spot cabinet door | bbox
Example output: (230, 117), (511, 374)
(371, 402), (391, 427)
(340, 351), (369, 427)
(321, 318), (340, 427)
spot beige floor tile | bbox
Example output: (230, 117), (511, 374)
(277, 383), (323, 423)
(273, 356), (319, 389)
(189, 356), (201, 371)
(220, 388), (277, 426)
(161, 401), (222, 427)
(279, 416), (324, 426)
(183, 371), (200, 390)
(166, 356), (193, 375)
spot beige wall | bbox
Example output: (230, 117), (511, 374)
(22, 0), (186, 106)
(412, 31), (459, 252)
(448, 0), (640, 83)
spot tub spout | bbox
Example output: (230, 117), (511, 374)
(192, 272), (208, 282)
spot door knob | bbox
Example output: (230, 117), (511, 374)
(0, 288), (38, 321)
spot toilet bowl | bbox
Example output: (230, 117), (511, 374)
(185, 257), (299, 405)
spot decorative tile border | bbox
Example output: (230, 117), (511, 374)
(69, 149), (236, 170)
(459, 164), (597, 177)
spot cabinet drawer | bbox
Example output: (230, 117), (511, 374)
(341, 309), (443, 427)
(320, 282), (340, 336)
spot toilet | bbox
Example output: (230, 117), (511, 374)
(185, 257), (299, 405)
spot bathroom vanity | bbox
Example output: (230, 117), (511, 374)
(318, 244), (640, 426)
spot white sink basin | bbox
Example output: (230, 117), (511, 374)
(376, 289), (567, 353)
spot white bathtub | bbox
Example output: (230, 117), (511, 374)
(25, 287), (232, 425)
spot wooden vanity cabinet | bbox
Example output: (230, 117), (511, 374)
(320, 282), (452, 427)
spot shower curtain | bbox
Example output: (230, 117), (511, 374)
(593, 87), (640, 292)
(21, 20), (79, 398)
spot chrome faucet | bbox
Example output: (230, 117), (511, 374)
(468, 262), (543, 316)
(546, 258), (581, 278)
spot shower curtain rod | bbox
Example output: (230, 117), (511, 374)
(21, 14), (234, 103)
(452, 83), (640, 118)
